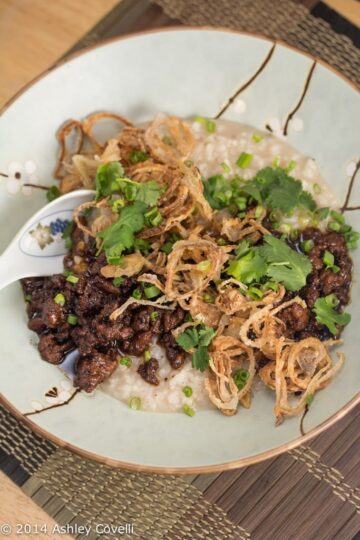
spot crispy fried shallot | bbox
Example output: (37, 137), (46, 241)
(165, 238), (228, 301)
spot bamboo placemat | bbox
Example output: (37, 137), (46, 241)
(1, 1), (360, 538)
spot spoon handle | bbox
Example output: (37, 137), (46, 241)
(0, 245), (64, 291)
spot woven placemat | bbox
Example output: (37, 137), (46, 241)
(154, 0), (360, 86)
(1, 1), (360, 539)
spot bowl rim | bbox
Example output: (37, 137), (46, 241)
(1, 25), (359, 474)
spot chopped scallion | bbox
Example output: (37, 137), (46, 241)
(183, 386), (193, 398)
(323, 250), (340, 273)
(286, 160), (297, 173)
(220, 161), (231, 173)
(119, 356), (132, 366)
(233, 368), (249, 390)
(203, 292), (215, 304)
(66, 274), (79, 284)
(330, 210), (345, 224)
(182, 404), (195, 417)
(328, 221), (341, 232)
(54, 293), (65, 307)
(236, 152), (253, 169)
(129, 150), (149, 164)
(325, 294), (339, 308)
(252, 133), (263, 143)
(144, 350), (151, 361)
(301, 239), (313, 253)
(254, 205), (264, 219)
(144, 285), (161, 299)
(196, 260), (211, 272)
(313, 183), (322, 195)
(145, 207), (163, 227)
(132, 289), (142, 300)
(150, 311), (159, 321)
(67, 314), (78, 326)
(129, 396), (141, 410)
(113, 277), (124, 287)
(272, 155), (280, 167)
(194, 116), (216, 133)
(247, 286), (264, 300)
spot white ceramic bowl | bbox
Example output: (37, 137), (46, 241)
(0, 28), (359, 473)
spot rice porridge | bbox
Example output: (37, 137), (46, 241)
(101, 118), (338, 413)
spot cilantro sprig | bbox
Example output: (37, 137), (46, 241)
(240, 167), (316, 214)
(95, 162), (161, 206)
(313, 295), (351, 334)
(176, 324), (215, 372)
(203, 166), (316, 216)
(97, 201), (147, 264)
(226, 236), (312, 292)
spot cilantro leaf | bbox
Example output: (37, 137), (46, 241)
(198, 326), (216, 347)
(114, 201), (147, 232)
(265, 181), (302, 213)
(97, 202), (147, 264)
(176, 328), (199, 351)
(259, 235), (312, 291)
(313, 297), (351, 334)
(192, 346), (210, 372)
(298, 191), (316, 211)
(95, 162), (124, 198)
(135, 180), (161, 207)
(242, 167), (315, 215)
(203, 175), (233, 209)
(226, 249), (267, 284)
(175, 324), (215, 372)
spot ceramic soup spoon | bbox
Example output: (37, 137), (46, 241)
(0, 189), (94, 290)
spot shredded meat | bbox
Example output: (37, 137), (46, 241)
(159, 333), (187, 369)
(137, 358), (160, 385)
(22, 225), (188, 392)
(279, 228), (352, 340)
(75, 352), (118, 393)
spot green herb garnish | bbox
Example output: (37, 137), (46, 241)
(97, 201), (147, 264)
(119, 356), (132, 366)
(144, 285), (161, 299)
(233, 368), (249, 390)
(313, 295), (351, 334)
(183, 386), (193, 397)
(67, 314), (78, 326)
(129, 150), (149, 164)
(46, 185), (61, 202)
(54, 293), (65, 307)
(194, 116), (216, 133)
(227, 235), (312, 292)
(66, 274), (79, 284)
(236, 152), (253, 169)
(182, 404), (196, 417)
(129, 396), (141, 410)
(323, 250), (340, 273)
(176, 324), (216, 372)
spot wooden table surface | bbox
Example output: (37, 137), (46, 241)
(0, 0), (359, 537)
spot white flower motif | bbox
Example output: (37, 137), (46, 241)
(233, 98), (247, 114)
(3, 160), (39, 196)
(44, 390), (72, 405)
(30, 223), (54, 250)
(346, 161), (357, 177)
(266, 117), (286, 140)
